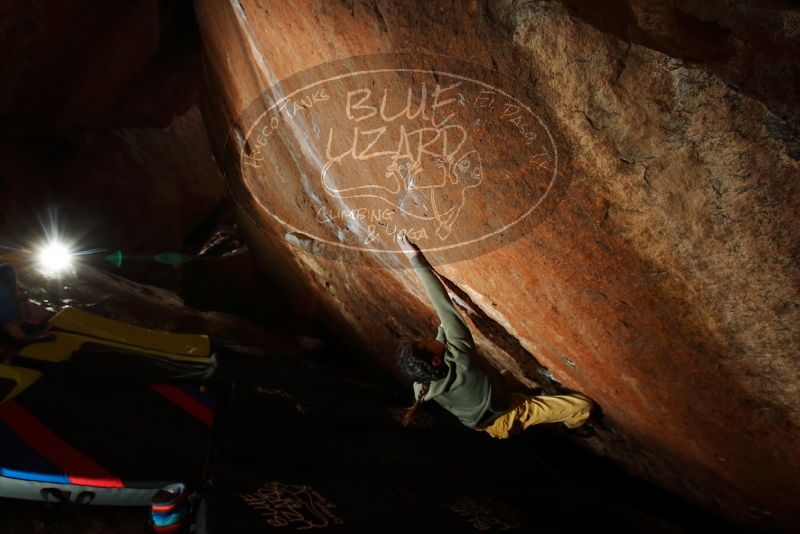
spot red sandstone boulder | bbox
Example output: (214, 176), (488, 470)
(194, 0), (800, 529)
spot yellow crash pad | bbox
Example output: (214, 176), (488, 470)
(18, 332), (211, 365)
(50, 307), (210, 357)
(0, 364), (42, 404)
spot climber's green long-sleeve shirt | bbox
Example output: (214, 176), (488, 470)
(410, 255), (509, 429)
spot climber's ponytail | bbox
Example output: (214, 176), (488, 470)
(401, 383), (429, 427)
(397, 337), (448, 427)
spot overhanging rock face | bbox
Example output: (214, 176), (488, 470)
(193, 0), (800, 528)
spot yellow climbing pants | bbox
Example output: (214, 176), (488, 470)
(482, 393), (594, 439)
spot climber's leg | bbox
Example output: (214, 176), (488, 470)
(516, 392), (594, 429)
(483, 393), (594, 439)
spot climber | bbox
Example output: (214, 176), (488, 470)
(395, 234), (596, 439)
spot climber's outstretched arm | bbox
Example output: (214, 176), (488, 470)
(397, 234), (473, 353)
